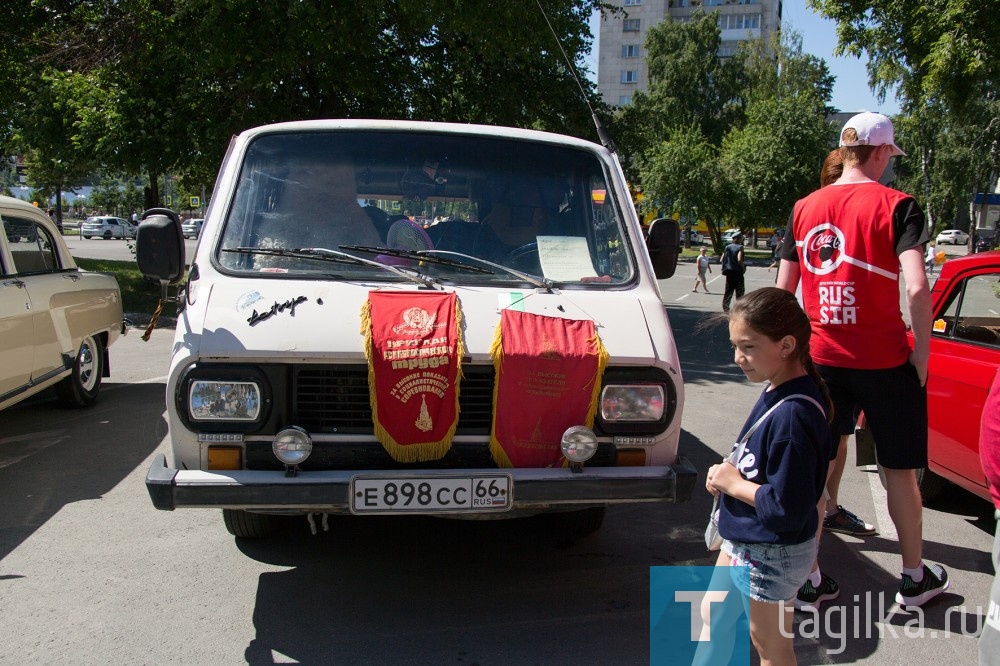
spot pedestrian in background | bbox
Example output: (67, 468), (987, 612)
(926, 240), (937, 274)
(979, 368), (1000, 666)
(703, 287), (833, 665)
(721, 232), (745, 313)
(693, 247), (712, 293)
(777, 111), (948, 609)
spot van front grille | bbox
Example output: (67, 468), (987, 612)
(293, 364), (496, 435)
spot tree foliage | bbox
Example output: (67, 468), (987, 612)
(811, 0), (1000, 235)
(721, 97), (835, 233)
(615, 11), (742, 172)
(4, 0), (609, 207)
(619, 20), (834, 245)
(809, 0), (1000, 112)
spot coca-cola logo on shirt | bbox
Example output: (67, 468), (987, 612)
(802, 223), (847, 275)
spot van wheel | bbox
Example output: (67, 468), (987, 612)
(557, 507), (606, 537)
(876, 465), (949, 503)
(223, 509), (278, 538)
(55, 334), (103, 407)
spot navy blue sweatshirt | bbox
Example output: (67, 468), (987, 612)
(718, 375), (831, 545)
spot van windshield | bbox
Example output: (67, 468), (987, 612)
(215, 130), (635, 286)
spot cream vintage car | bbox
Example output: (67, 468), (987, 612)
(0, 195), (124, 410)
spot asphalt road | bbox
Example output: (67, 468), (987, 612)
(62, 233), (200, 264)
(0, 244), (993, 664)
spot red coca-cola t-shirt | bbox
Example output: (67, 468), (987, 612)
(781, 181), (927, 369)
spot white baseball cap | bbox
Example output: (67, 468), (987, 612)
(839, 112), (906, 157)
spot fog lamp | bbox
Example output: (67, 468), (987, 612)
(273, 426), (313, 466)
(561, 426), (598, 463)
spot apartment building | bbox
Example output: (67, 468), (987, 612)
(597, 0), (783, 107)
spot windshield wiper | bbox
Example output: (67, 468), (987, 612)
(223, 246), (441, 289)
(422, 250), (555, 290)
(340, 246), (493, 274)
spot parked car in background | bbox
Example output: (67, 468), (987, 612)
(680, 229), (704, 245)
(720, 229), (742, 245)
(182, 218), (204, 239)
(857, 250), (1000, 503)
(80, 215), (136, 240)
(936, 229), (970, 245)
(0, 196), (124, 410)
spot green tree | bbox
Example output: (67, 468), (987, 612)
(620, 21), (834, 246)
(22, 148), (96, 228)
(636, 125), (726, 246)
(8, 0), (609, 208)
(614, 11), (742, 175)
(720, 30), (835, 237)
(810, 0), (1000, 232)
(809, 0), (1000, 112)
(721, 96), (835, 235)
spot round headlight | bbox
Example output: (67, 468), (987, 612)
(273, 426), (313, 465)
(561, 426), (598, 463)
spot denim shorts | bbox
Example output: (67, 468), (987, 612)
(722, 538), (817, 603)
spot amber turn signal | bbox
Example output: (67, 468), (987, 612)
(207, 445), (243, 470)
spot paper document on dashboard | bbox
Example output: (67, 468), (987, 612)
(537, 236), (599, 281)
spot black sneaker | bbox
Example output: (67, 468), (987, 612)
(895, 564), (950, 607)
(794, 573), (840, 611)
(823, 505), (877, 536)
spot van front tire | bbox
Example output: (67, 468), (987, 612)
(557, 507), (606, 537)
(223, 509), (278, 538)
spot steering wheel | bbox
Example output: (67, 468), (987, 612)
(506, 242), (540, 273)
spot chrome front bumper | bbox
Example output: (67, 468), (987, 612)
(145, 453), (698, 512)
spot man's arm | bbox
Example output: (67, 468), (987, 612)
(776, 259), (800, 292)
(899, 247), (933, 386)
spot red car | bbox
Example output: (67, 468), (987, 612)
(859, 250), (1000, 502)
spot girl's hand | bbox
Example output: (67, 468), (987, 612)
(706, 464), (721, 496)
(707, 461), (741, 495)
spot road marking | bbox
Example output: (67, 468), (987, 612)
(867, 465), (897, 541)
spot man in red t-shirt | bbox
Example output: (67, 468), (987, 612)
(777, 112), (947, 609)
(980, 369), (1000, 664)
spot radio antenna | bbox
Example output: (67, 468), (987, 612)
(535, 0), (616, 153)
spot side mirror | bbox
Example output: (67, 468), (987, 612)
(646, 217), (681, 279)
(136, 208), (185, 285)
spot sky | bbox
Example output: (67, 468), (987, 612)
(587, 0), (901, 116)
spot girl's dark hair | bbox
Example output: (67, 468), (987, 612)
(729, 288), (834, 423)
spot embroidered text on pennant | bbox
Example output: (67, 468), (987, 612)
(361, 291), (463, 462)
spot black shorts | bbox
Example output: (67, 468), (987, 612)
(817, 362), (928, 470)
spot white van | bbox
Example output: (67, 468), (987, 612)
(137, 120), (693, 538)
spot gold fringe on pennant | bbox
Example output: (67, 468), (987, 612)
(488, 318), (514, 468)
(584, 332), (610, 429)
(488, 319), (608, 469)
(361, 295), (464, 463)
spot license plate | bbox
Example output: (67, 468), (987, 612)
(350, 474), (512, 514)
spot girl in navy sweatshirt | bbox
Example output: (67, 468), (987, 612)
(705, 287), (834, 665)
